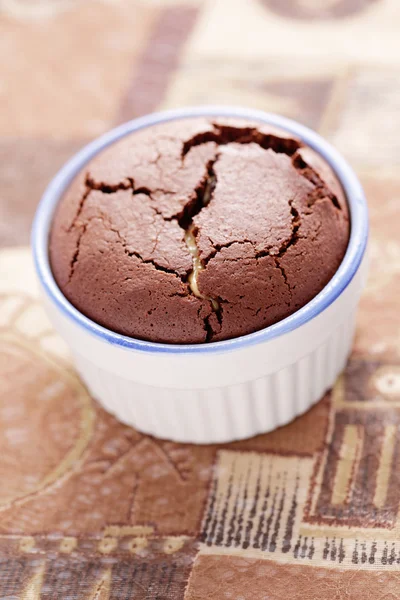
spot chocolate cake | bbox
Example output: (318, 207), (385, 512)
(49, 117), (350, 344)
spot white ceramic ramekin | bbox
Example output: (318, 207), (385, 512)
(32, 106), (368, 444)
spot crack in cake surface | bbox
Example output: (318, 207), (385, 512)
(185, 225), (220, 311)
(181, 123), (301, 157)
(180, 159), (220, 312)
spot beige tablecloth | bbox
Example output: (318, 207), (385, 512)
(1, 1), (400, 598)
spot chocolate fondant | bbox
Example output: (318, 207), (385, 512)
(50, 118), (349, 343)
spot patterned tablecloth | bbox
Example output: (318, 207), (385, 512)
(1, 1), (400, 598)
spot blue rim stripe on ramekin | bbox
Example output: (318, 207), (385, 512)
(31, 106), (369, 355)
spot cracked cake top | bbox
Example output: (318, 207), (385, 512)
(49, 117), (350, 344)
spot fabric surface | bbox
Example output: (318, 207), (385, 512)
(0, 1), (400, 598)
